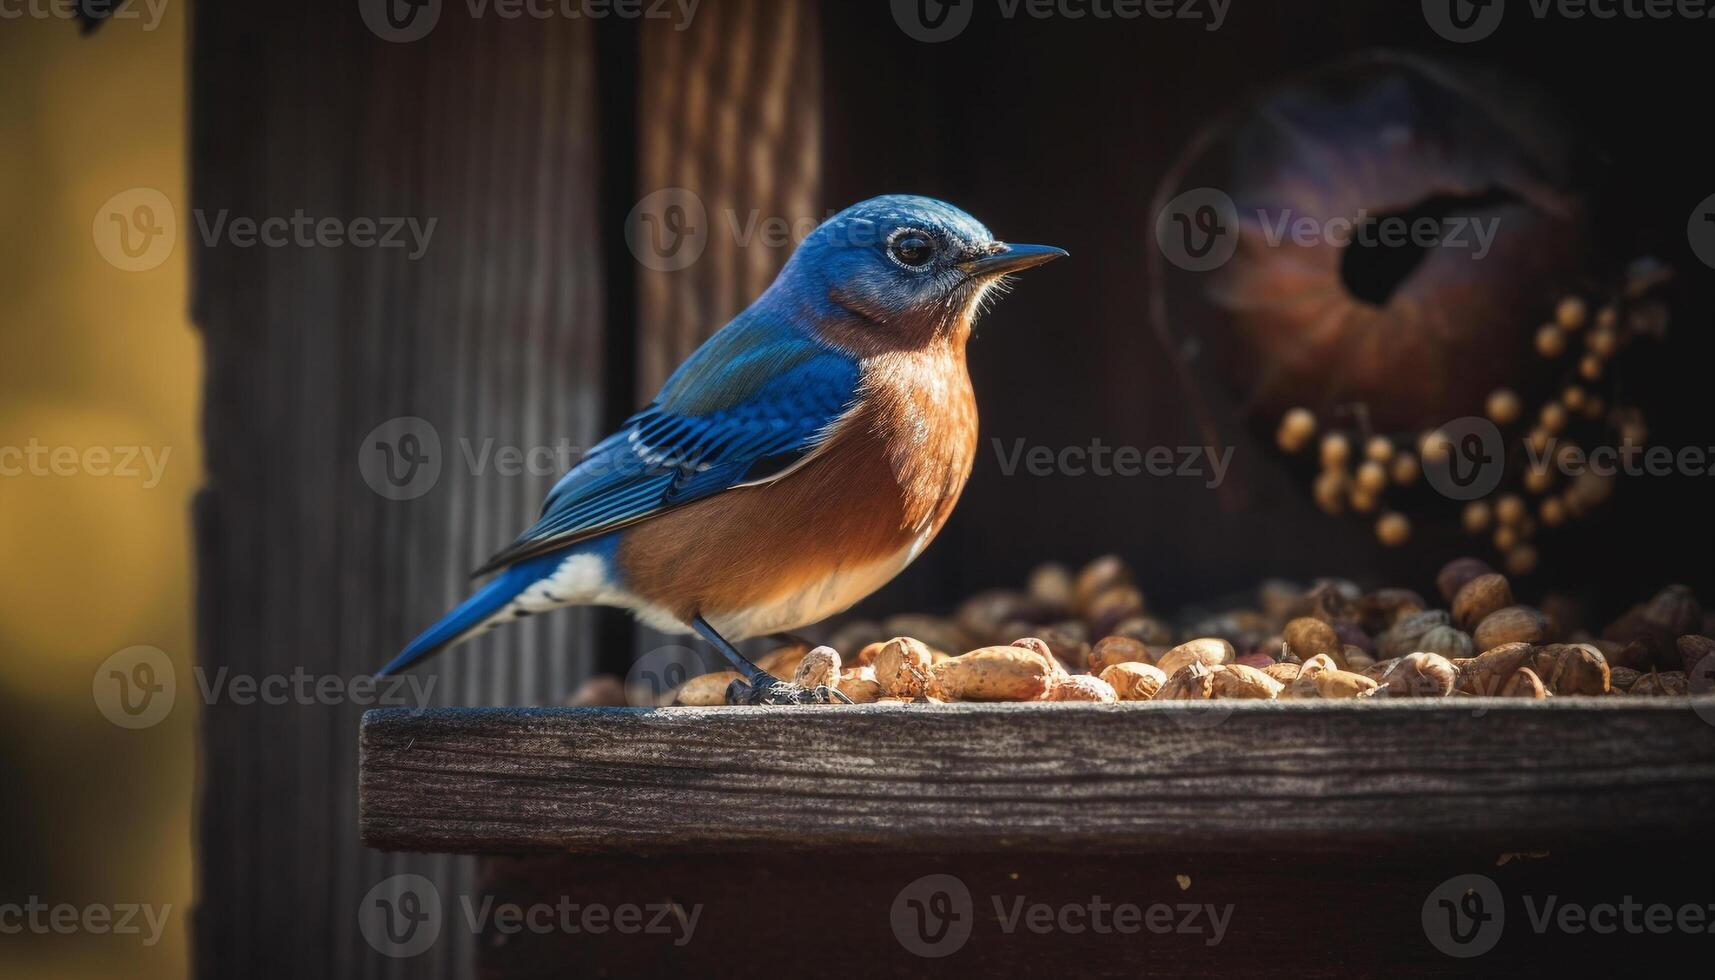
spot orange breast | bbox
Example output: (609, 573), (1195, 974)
(617, 345), (978, 630)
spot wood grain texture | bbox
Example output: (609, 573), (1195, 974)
(362, 700), (1715, 855)
(192, 5), (606, 978)
(636, 0), (822, 392)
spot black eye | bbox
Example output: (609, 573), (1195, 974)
(888, 232), (935, 268)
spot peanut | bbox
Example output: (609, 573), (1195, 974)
(928, 646), (1055, 702)
(1101, 662), (1166, 701)
(673, 670), (744, 706)
(1156, 637), (1235, 678)
(873, 636), (933, 698)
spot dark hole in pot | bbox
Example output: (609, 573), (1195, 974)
(1340, 187), (1521, 306)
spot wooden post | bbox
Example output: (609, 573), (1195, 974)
(192, 4), (609, 977)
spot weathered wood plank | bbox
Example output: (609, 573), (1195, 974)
(362, 701), (1715, 854)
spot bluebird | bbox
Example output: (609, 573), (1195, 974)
(377, 195), (1065, 703)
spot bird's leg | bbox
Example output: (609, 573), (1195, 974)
(691, 615), (849, 705)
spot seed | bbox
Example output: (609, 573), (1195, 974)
(1418, 429), (1451, 465)
(1365, 436), (1394, 463)
(1355, 461), (1388, 494)
(1376, 512), (1411, 547)
(1587, 325), (1618, 357)
(1535, 324), (1566, 357)
(1320, 432), (1351, 470)
(1277, 408), (1316, 453)
(1313, 470), (1346, 515)
(1579, 353), (1603, 381)
(1540, 497), (1567, 526)
(1389, 453), (1419, 486)
(1505, 545), (1538, 576)
(1561, 385), (1586, 410)
(1494, 494), (1526, 526)
(1485, 388), (1522, 425)
(1523, 464), (1555, 494)
(1539, 403), (1567, 434)
(1555, 295), (1587, 330)
(1454, 505), (1489, 538)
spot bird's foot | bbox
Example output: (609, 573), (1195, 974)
(725, 676), (855, 705)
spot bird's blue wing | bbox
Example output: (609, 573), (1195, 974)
(471, 316), (862, 576)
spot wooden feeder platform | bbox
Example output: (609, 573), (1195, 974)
(360, 699), (1715, 976)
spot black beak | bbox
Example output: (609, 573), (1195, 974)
(956, 242), (1069, 277)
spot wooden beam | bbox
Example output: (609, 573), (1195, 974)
(361, 700), (1715, 855)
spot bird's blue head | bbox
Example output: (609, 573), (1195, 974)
(767, 195), (1066, 352)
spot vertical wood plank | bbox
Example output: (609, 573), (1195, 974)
(635, 0), (822, 391)
(190, 3), (606, 977)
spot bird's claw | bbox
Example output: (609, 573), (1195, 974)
(725, 677), (854, 705)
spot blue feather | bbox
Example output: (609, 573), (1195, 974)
(471, 315), (861, 576)
(376, 551), (567, 677)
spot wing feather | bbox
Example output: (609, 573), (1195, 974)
(471, 318), (861, 577)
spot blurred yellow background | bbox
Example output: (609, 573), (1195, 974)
(0, 4), (195, 979)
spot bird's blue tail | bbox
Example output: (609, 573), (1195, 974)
(376, 559), (546, 677)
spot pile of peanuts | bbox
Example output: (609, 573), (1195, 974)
(644, 555), (1714, 706)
